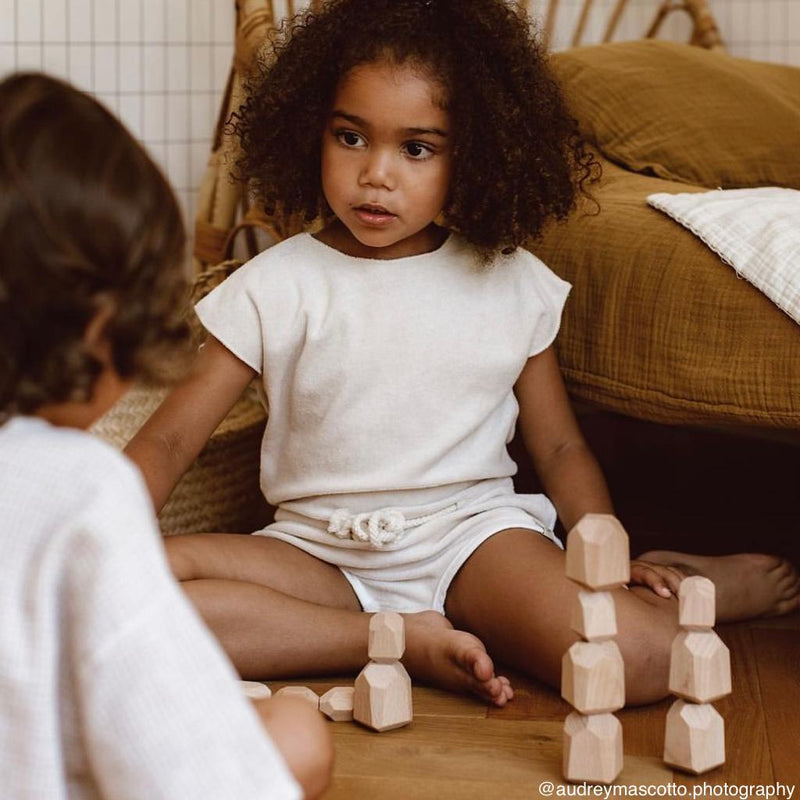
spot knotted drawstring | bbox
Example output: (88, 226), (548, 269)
(328, 503), (458, 548)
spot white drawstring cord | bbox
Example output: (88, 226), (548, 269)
(328, 503), (458, 548)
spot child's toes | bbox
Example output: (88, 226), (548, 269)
(780, 571), (800, 595)
(776, 594), (800, 615)
(464, 647), (494, 683)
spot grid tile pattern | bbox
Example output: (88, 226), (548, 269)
(1, 1), (798, 238)
(0, 0), (234, 229)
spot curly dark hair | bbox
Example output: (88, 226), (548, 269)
(0, 73), (194, 419)
(231, 0), (599, 257)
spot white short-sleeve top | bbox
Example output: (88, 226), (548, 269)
(195, 233), (570, 507)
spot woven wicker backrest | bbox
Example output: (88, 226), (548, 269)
(193, 0), (329, 275)
(91, 254), (272, 535)
(528, 0), (723, 50)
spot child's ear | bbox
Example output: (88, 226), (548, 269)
(82, 294), (117, 361)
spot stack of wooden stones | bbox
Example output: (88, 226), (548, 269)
(237, 612), (414, 730)
(562, 513), (630, 785)
(664, 576), (731, 774)
(353, 612), (413, 732)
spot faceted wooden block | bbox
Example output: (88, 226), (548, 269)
(664, 699), (725, 774)
(320, 687), (355, 722)
(563, 712), (623, 785)
(561, 640), (625, 714)
(570, 590), (618, 641)
(274, 686), (320, 709)
(353, 662), (413, 732)
(240, 680), (272, 700)
(369, 612), (405, 662)
(679, 576), (716, 629)
(669, 631), (731, 703)
(565, 514), (630, 590)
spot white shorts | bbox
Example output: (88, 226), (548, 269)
(255, 477), (562, 613)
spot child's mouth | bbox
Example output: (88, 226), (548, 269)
(354, 205), (397, 227)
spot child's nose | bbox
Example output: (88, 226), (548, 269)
(359, 149), (395, 190)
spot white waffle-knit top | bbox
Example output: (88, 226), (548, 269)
(195, 233), (570, 507)
(0, 416), (300, 800)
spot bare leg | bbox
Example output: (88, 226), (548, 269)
(445, 529), (680, 706)
(637, 550), (800, 621)
(447, 531), (800, 706)
(166, 533), (513, 705)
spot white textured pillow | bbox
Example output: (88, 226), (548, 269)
(648, 188), (800, 325)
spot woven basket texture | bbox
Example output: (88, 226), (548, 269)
(91, 385), (271, 535)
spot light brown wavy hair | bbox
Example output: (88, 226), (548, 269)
(0, 73), (194, 420)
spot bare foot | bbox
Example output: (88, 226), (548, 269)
(401, 611), (513, 707)
(638, 551), (800, 622)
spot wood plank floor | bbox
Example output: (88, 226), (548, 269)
(270, 610), (799, 797)
(270, 413), (800, 797)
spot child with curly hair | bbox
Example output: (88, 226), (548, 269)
(128, 0), (799, 708)
(0, 73), (332, 799)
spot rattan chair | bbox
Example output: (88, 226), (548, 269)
(534, 0), (723, 50)
(193, 0), (327, 276)
(93, 0), (725, 536)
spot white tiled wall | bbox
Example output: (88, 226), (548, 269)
(0, 0), (235, 228)
(1, 0), (798, 240)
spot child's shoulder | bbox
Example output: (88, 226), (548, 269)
(0, 416), (142, 499)
(491, 245), (570, 287)
(497, 244), (554, 271)
(213, 232), (324, 295)
(0, 418), (157, 559)
(241, 232), (319, 272)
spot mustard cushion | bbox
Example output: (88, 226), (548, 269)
(532, 159), (800, 429)
(550, 41), (800, 190)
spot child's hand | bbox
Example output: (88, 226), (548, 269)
(629, 559), (686, 599)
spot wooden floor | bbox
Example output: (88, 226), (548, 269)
(277, 413), (800, 797)
(268, 611), (799, 798)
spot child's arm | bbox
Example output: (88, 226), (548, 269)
(514, 347), (678, 598)
(251, 696), (334, 799)
(514, 346), (613, 531)
(124, 336), (256, 512)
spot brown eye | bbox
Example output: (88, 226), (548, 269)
(336, 129), (365, 148)
(404, 141), (432, 160)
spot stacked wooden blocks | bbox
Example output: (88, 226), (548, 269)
(562, 514), (630, 784)
(353, 612), (413, 732)
(664, 576), (730, 774)
(238, 613), (413, 732)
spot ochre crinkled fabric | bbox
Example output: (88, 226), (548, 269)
(550, 41), (800, 190)
(532, 159), (800, 429)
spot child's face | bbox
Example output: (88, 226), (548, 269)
(320, 59), (452, 259)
